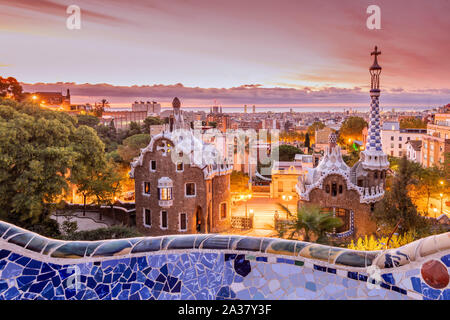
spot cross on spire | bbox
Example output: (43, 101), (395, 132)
(370, 45), (382, 71)
(371, 46), (381, 57)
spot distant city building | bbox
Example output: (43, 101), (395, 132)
(421, 113), (450, 167)
(24, 89), (71, 110)
(380, 121), (426, 157)
(132, 101), (161, 116)
(406, 140), (422, 163)
(100, 110), (148, 130)
(270, 161), (303, 199)
(314, 127), (333, 151)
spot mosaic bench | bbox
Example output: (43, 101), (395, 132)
(0, 220), (449, 300)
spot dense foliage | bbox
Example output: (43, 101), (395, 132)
(230, 171), (250, 193)
(117, 134), (151, 163)
(373, 156), (431, 235)
(0, 98), (119, 233)
(277, 204), (343, 243)
(274, 144), (303, 161)
(337, 116), (367, 148)
(64, 225), (142, 241)
(399, 117), (427, 129)
(0, 76), (23, 100)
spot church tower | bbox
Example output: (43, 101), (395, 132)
(360, 46), (389, 174)
(171, 97), (185, 130)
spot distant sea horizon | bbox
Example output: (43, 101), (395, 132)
(107, 105), (434, 113)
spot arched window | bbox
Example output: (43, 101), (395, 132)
(325, 184), (330, 193)
(339, 185), (343, 194)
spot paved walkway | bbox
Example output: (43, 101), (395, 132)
(51, 211), (116, 232)
(231, 196), (296, 229)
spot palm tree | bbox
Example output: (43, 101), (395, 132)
(277, 203), (343, 243)
(94, 99), (109, 117)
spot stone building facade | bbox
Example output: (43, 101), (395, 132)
(130, 98), (232, 236)
(296, 47), (390, 239)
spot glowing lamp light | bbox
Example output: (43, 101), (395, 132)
(32, 95), (37, 100)
(433, 208), (438, 213)
(249, 209), (254, 214)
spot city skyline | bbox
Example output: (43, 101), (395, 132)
(1, 0), (449, 108)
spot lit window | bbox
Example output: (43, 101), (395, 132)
(179, 213), (187, 231)
(176, 162), (183, 171)
(143, 182), (151, 195)
(185, 183), (196, 197)
(144, 209), (151, 227)
(158, 187), (172, 200)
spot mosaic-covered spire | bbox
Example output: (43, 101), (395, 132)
(366, 46), (382, 152)
(360, 46), (389, 170)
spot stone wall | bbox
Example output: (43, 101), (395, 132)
(0, 220), (449, 300)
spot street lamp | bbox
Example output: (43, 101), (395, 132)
(440, 193), (444, 215)
(239, 193), (252, 219)
(281, 194), (293, 218)
(433, 207), (438, 219)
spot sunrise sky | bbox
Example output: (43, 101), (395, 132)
(0, 0), (449, 108)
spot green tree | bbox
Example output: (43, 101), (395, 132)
(94, 99), (109, 117)
(274, 145), (303, 161)
(342, 148), (360, 167)
(69, 125), (108, 216)
(373, 156), (431, 235)
(338, 117), (368, 147)
(414, 166), (443, 215)
(277, 204), (343, 243)
(66, 225), (141, 241)
(230, 171), (250, 193)
(0, 101), (77, 225)
(0, 98), (109, 229)
(142, 116), (164, 133)
(307, 121), (325, 144)
(75, 114), (100, 128)
(128, 121), (142, 136)
(0, 77), (23, 100)
(117, 133), (151, 163)
(400, 117), (427, 129)
(88, 162), (123, 221)
(304, 132), (310, 149)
